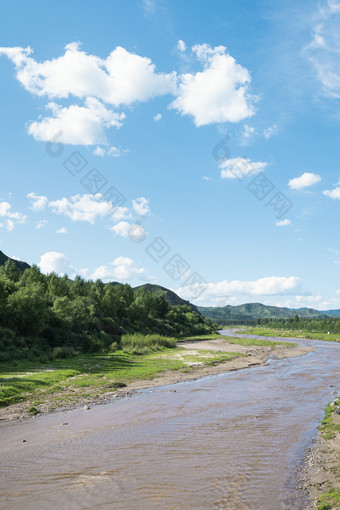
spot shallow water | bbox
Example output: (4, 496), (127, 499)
(1, 330), (340, 510)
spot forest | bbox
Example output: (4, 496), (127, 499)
(253, 316), (340, 333)
(0, 260), (214, 361)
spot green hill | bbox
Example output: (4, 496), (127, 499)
(197, 302), (330, 322)
(133, 284), (199, 313)
(0, 250), (30, 272)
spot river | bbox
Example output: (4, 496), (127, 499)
(1, 330), (340, 510)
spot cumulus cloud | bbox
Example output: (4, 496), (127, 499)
(153, 113), (162, 121)
(0, 41), (255, 145)
(170, 44), (255, 126)
(220, 157), (267, 179)
(323, 186), (340, 199)
(27, 192), (48, 211)
(176, 276), (307, 302)
(111, 221), (147, 241)
(49, 193), (113, 223)
(288, 172), (321, 190)
(242, 125), (255, 139)
(91, 256), (146, 282)
(132, 197), (150, 215)
(263, 124), (278, 139)
(0, 201), (26, 231)
(177, 40), (186, 52)
(276, 219), (291, 227)
(0, 43), (176, 106)
(305, 1), (340, 98)
(56, 227), (68, 234)
(38, 251), (72, 275)
(36, 220), (47, 229)
(112, 206), (131, 222)
(28, 98), (125, 145)
(92, 145), (122, 157)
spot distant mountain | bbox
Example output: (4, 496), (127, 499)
(197, 302), (332, 322)
(0, 250), (30, 272)
(320, 309), (340, 318)
(133, 284), (199, 313)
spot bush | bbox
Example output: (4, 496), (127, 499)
(53, 346), (76, 359)
(121, 333), (177, 354)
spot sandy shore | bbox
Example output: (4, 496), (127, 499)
(0, 337), (313, 423)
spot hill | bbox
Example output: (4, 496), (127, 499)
(133, 284), (199, 313)
(0, 250), (30, 272)
(197, 302), (331, 322)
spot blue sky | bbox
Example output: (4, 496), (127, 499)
(0, 0), (339, 309)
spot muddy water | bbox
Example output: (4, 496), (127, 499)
(1, 331), (340, 510)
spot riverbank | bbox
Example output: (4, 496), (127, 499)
(302, 399), (340, 509)
(0, 334), (311, 422)
(239, 326), (340, 343)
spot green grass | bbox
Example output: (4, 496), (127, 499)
(239, 327), (340, 343)
(180, 333), (295, 348)
(315, 401), (340, 509)
(317, 489), (340, 510)
(0, 341), (245, 409)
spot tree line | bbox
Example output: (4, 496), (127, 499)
(0, 260), (214, 361)
(251, 316), (340, 333)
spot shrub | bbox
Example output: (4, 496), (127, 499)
(121, 333), (177, 354)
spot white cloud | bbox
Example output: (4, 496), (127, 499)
(132, 197), (150, 215)
(38, 251), (72, 275)
(92, 145), (122, 157)
(203, 176), (211, 181)
(27, 192), (48, 211)
(0, 43), (177, 106)
(111, 221), (147, 241)
(305, 1), (340, 98)
(176, 276), (306, 302)
(36, 220), (48, 229)
(242, 125), (255, 139)
(323, 186), (340, 199)
(142, 0), (156, 14)
(1, 41), (256, 145)
(153, 113), (162, 121)
(91, 256), (146, 282)
(49, 193), (113, 223)
(276, 219), (291, 227)
(170, 44), (255, 126)
(0, 201), (26, 231)
(263, 124), (278, 139)
(28, 98), (125, 145)
(56, 227), (68, 234)
(220, 157), (267, 179)
(112, 206), (131, 222)
(288, 172), (321, 190)
(177, 40), (186, 52)
(110, 221), (148, 242)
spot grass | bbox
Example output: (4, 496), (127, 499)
(239, 327), (340, 343)
(0, 337), (245, 409)
(179, 333), (295, 348)
(317, 489), (340, 510)
(315, 400), (340, 510)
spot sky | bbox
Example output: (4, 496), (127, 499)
(0, 0), (339, 309)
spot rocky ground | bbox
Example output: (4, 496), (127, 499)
(301, 398), (340, 509)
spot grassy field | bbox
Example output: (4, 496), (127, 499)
(0, 333), (296, 411)
(238, 327), (340, 343)
(315, 400), (340, 510)
(179, 333), (295, 348)
(0, 344), (243, 410)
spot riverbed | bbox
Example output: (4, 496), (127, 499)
(1, 330), (339, 509)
